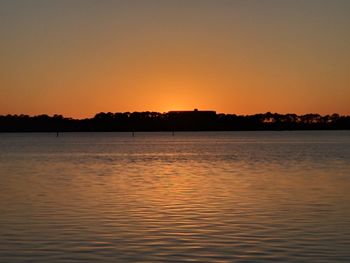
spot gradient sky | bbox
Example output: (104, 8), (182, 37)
(1, 0), (349, 118)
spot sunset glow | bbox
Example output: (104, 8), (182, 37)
(1, 0), (350, 118)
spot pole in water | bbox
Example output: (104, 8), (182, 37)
(172, 130), (174, 136)
(132, 130), (135, 137)
(56, 131), (59, 137)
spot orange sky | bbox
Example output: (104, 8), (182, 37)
(1, 1), (349, 118)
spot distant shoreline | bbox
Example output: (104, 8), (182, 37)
(1, 111), (349, 132)
(1, 130), (349, 134)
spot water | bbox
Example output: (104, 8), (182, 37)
(0, 131), (349, 262)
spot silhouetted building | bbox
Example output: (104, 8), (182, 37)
(167, 109), (217, 130)
(168, 108), (216, 115)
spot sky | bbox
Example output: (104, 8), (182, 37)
(0, 0), (349, 118)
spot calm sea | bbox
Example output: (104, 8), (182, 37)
(0, 131), (349, 262)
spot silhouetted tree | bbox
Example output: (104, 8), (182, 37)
(0, 111), (349, 132)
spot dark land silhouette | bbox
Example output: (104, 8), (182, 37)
(0, 109), (349, 132)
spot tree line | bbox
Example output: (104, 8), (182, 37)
(0, 111), (349, 132)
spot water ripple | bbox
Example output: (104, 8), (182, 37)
(0, 131), (349, 262)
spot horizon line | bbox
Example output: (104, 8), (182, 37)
(1, 110), (349, 120)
